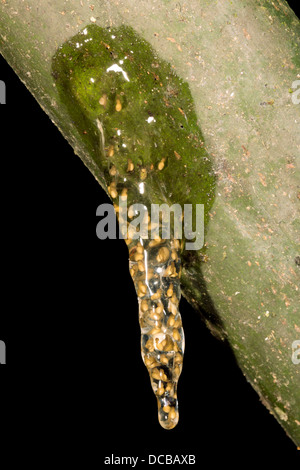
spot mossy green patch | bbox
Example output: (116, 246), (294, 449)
(52, 24), (215, 225)
(257, 0), (300, 69)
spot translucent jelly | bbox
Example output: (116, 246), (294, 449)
(52, 24), (216, 429)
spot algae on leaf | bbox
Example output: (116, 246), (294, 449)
(52, 25), (215, 214)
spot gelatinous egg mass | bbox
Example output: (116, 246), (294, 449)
(52, 24), (215, 429)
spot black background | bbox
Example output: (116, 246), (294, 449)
(0, 2), (299, 465)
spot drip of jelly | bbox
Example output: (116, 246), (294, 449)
(52, 24), (216, 429)
(109, 170), (184, 429)
(131, 235), (184, 430)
